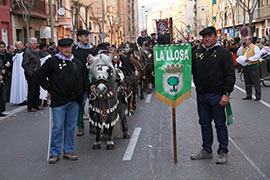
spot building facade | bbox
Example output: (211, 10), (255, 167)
(0, 0), (12, 45)
(11, 0), (53, 44)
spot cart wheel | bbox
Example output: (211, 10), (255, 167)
(262, 77), (270, 87)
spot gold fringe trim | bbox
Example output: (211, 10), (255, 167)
(155, 91), (191, 108)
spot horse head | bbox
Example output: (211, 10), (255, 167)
(88, 54), (117, 96)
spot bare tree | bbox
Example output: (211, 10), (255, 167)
(237, 0), (259, 36)
(77, 2), (96, 31)
(89, 5), (103, 43)
(218, 3), (225, 40)
(106, 10), (115, 44)
(71, 0), (80, 41)
(15, 0), (36, 43)
(227, 0), (237, 39)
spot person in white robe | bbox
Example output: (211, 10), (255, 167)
(10, 41), (28, 104)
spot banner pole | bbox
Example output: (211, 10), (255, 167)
(172, 107), (177, 163)
(169, 17), (173, 44)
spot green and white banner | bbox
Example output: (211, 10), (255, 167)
(154, 44), (192, 108)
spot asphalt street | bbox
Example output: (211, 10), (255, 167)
(0, 71), (270, 180)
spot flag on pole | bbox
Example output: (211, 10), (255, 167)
(154, 44), (192, 108)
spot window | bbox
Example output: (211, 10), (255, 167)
(35, 31), (40, 43)
(0, 0), (6, 5)
(58, 0), (63, 7)
(89, 22), (92, 31)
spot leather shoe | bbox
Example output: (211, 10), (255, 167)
(35, 106), (45, 110)
(242, 97), (252, 100)
(254, 98), (261, 101)
(0, 112), (7, 116)
(28, 108), (37, 112)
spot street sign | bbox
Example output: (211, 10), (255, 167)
(100, 32), (106, 39)
(154, 44), (192, 108)
(240, 28), (248, 37)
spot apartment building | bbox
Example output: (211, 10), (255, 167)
(0, 0), (12, 45)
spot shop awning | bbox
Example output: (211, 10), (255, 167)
(40, 26), (51, 39)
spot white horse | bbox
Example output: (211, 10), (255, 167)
(87, 54), (119, 150)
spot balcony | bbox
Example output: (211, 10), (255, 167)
(33, 0), (46, 14)
(12, 0), (49, 19)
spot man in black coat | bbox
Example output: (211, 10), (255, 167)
(137, 30), (151, 47)
(22, 38), (44, 112)
(0, 41), (11, 116)
(72, 29), (98, 136)
(190, 26), (235, 164)
(38, 38), (89, 164)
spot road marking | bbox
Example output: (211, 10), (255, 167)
(191, 81), (195, 87)
(229, 137), (269, 180)
(0, 106), (27, 121)
(234, 85), (270, 109)
(145, 93), (152, 103)
(122, 127), (142, 161)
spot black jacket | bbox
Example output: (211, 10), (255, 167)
(0, 52), (12, 82)
(137, 36), (151, 47)
(22, 47), (40, 77)
(192, 45), (235, 95)
(37, 56), (89, 107)
(72, 45), (98, 66)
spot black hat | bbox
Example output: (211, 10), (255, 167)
(77, 29), (90, 36)
(151, 33), (156, 36)
(199, 26), (217, 35)
(97, 42), (110, 49)
(58, 38), (73, 46)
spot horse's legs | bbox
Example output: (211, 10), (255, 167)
(139, 78), (145, 99)
(118, 99), (130, 139)
(92, 127), (101, 149)
(132, 83), (137, 110)
(128, 93), (134, 115)
(106, 126), (115, 150)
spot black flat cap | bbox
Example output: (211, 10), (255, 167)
(97, 42), (110, 49)
(58, 38), (73, 46)
(77, 29), (90, 36)
(199, 26), (217, 35)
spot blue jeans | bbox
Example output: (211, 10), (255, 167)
(50, 101), (79, 156)
(197, 93), (228, 154)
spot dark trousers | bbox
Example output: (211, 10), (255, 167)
(26, 73), (40, 110)
(5, 76), (11, 102)
(244, 66), (261, 99)
(197, 93), (228, 154)
(0, 83), (6, 112)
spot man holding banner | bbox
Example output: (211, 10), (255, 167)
(191, 26), (235, 164)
